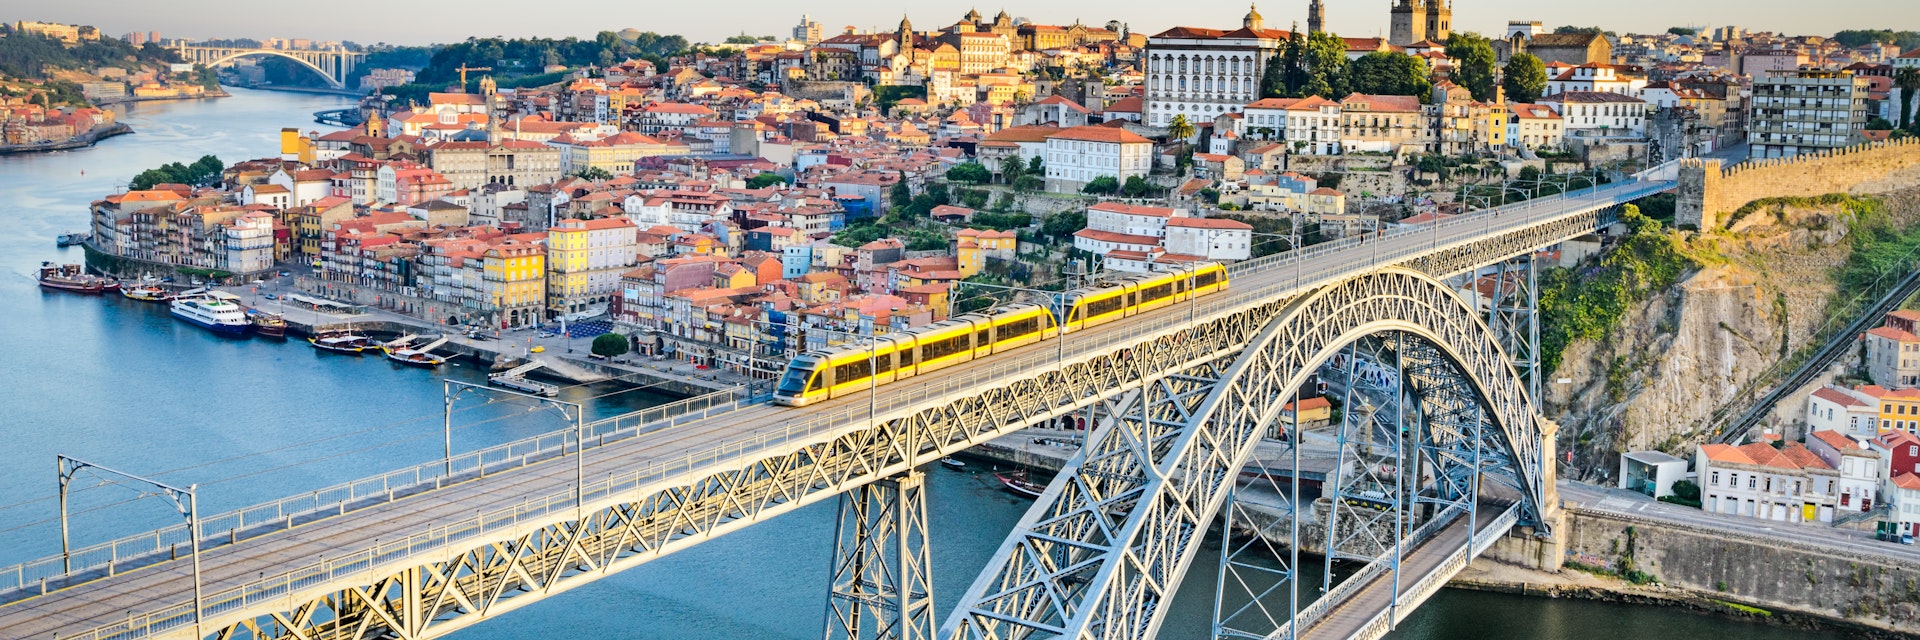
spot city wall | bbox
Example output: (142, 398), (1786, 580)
(1677, 139), (1920, 229)
(1538, 507), (1920, 634)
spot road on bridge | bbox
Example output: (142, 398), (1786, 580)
(0, 180), (1672, 640)
(1298, 504), (1511, 640)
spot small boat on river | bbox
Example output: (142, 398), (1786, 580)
(38, 262), (112, 294)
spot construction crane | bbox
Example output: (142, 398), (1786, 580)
(455, 64), (492, 90)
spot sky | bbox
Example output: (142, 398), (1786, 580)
(13, 0), (1916, 46)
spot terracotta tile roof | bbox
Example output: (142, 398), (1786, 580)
(1809, 429), (1862, 451)
(1894, 472), (1920, 490)
(1047, 125), (1151, 144)
(1812, 386), (1871, 408)
(1867, 326), (1920, 342)
(1073, 228), (1161, 245)
(1166, 217), (1251, 230)
(1089, 202), (1177, 217)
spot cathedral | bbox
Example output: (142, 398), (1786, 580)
(1389, 0), (1452, 46)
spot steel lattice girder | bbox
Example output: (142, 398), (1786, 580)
(943, 268), (1545, 640)
(169, 208), (1604, 640)
(825, 472), (935, 640)
(195, 282), (1296, 640)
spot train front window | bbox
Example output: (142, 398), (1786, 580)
(777, 365), (815, 395)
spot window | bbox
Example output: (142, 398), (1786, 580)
(1711, 472), (1720, 486)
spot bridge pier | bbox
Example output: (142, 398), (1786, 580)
(1484, 418), (1566, 572)
(824, 471), (934, 640)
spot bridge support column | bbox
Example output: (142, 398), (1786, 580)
(1486, 254), (1541, 403)
(824, 471), (933, 640)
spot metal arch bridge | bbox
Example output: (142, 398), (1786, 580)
(0, 177), (1675, 640)
(169, 45), (365, 90)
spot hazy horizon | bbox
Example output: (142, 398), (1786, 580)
(13, 0), (1916, 47)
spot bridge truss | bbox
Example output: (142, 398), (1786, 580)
(13, 180), (1666, 640)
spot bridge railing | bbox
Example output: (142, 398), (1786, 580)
(1346, 502), (1523, 640)
(1267, 502), (1467, 640)
(0, 386), (747, 597)
(45, 181), (1668, 640)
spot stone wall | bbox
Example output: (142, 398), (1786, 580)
(1555, 507), (1920, 633)
(1677, 139), (1920, 229)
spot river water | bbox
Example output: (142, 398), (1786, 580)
(0, 88), (1843, 640)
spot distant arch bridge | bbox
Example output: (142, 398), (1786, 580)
(168, 44), (365, 90)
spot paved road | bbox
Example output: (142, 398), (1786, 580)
(0, 181), (1669, 639)
(1300, 505), (1509, 640)
(1556, 481), (1920, 563)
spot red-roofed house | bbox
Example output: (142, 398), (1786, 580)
(1044, 125), (1154, 193)
(1868, 310), (1920, 388)
(1808, 384), (1884, 438)
(1697, 441), (1835, 522)
(1806, 430), (1882, 514)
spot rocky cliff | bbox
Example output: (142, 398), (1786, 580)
(1548, 189), (1920, 482)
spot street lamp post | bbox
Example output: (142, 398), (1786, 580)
(57, 456), (204, 639)
(441, 380), (583, 511)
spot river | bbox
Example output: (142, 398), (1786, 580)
(0, 88), (1844, 640)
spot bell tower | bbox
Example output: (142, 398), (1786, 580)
(1390, 0), (1426, 46)
(1307, 0), (1325, 34)
(1426, 0), (1452, 43)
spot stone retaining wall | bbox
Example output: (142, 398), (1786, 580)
(1677, 139), (1920, 229)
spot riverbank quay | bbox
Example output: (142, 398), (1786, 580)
(94, 90), (231, 106)
(0, 123), (132, 155)
(214, 276), (743, 394)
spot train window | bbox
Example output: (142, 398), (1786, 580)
(923, 333), (970, 360)
(899, 347), (916, 367)
(1194, 270), (1221, 287)
(777, 365), (814, 395)
(1127, 292), (1137, 306)
(835, 358), (872, 384)
(1001, 317), (1040, 338)
(1141, 283), (1173, 302)
(1175, 279), (1187, 293)
(1085, 295), (1125, 318)
(809, 370), (827, 391)
(875, 352), (893, 374)
(978, 329), (991, 346)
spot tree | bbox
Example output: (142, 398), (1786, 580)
(1082, 176), (1120, 194)
(746, 172), (788, 189)
(1897, 68), (1920, 131)
(997, 155), (1024, 183)
(1869, 117), (1896, 131)
(1166, 114), (1195, 142)
(888, 172), (912, 207)
(1263, 29), (1349, 99)
(724, 34), (759, 45)
(1445, 33), (1500, 103)
(571, 167), (614, 181)
(1121, 176), (1154, 198)
(1552, 26), (1612, 37)
(1260, 48), (1288, 98)
(946, 162), (993, 185)
(1501, 53), (1549, 104)
(1027, 155), (1045, 176)
(1666, 27), (1697, 36)
(1012, 175), (1044, 192)
(1348, 52), (1433, 102)
(1040, 209), (1086, 243)
(591, 333), (630, 358)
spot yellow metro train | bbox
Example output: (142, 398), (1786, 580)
(772, 262), (1229, 407)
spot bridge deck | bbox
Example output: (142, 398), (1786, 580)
(1299, 505), (1512, 640)
(0, 181), (1668, 639)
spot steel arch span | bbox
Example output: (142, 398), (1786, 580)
(944, 267), (1549, 640)
(193, 50), (347, 89)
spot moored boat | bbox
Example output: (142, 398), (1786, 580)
(37, 262), (111, 294)
(940, 457), (966, 470)
(310, 332), (376, 354)
(55, 232), (90, 247)
(996, 472), (1046, 499)
(170, 292), (252, 338)
(384, 348), (446, 367)
(121, 281), (179, 302)
(248, 309), (287, 338)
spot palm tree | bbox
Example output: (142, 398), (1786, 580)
(1167, 114), (1195, 142)
(1898, 68), (1920, 132)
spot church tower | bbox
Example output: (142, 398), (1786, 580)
(1307, 0), (1325, 34)
(1242, 3), (1264, 31)
(1390, 0), (1426, 46)
(1425, 0), (1452, 43)
(897, 15), (914, 50)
